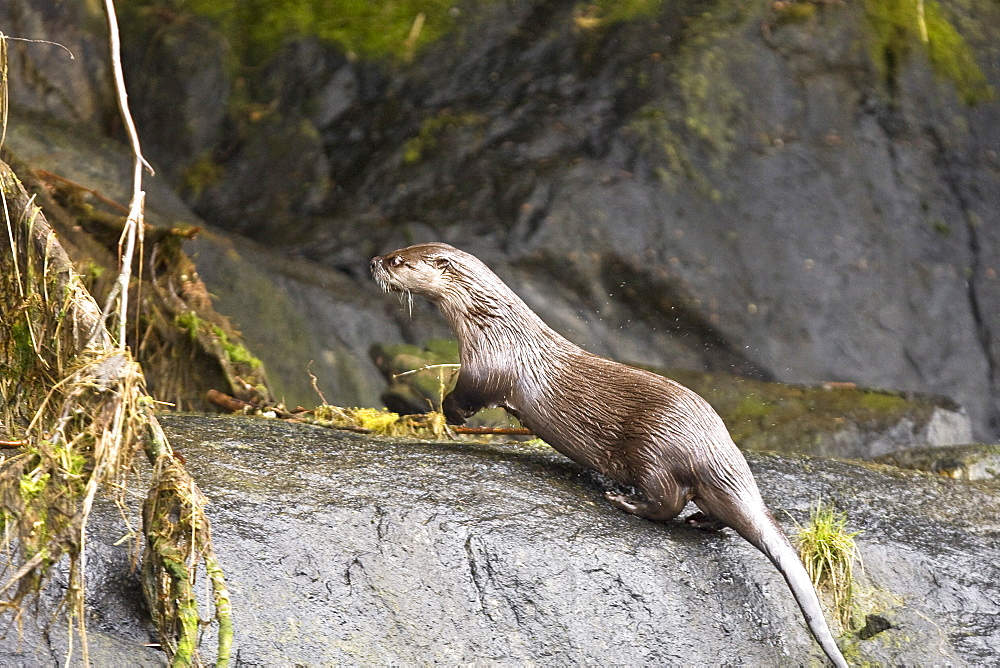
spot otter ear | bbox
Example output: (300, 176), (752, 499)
(433, 256), (450, 269)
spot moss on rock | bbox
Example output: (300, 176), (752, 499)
(129, 0), (461, 64)
(862, 0), (993, 104)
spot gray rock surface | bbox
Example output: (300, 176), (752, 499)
(4, 414), (998, 664)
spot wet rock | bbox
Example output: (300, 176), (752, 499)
(189, 113), (332, 244)
(5, 414), (999, 664)
(264, 39), (359, 132)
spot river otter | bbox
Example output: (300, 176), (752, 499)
(371, 242), (848, 667)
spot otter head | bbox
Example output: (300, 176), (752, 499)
(373, 242), (555, 355)
(370, 242), (467, 304)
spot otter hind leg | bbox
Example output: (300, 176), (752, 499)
(605, 475), (689, 522)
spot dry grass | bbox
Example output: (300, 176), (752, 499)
(313, 404), (452, 439)
(0, 29), (231, 665)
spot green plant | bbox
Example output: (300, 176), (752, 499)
(796, 501), (862, 629)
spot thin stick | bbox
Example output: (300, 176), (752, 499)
(32, 169), (130, 214)
(392, 363), (461, 379)
(0, 34), (8, 153)
(103, 0), (153, 350)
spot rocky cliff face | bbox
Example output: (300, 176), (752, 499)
(4, 0), (999, 438)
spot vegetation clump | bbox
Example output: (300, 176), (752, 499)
(574, 0), (665, 28)
(0, 158), (231, 665)
(796, 501), (862, 629)
(403, 112), (487, 164)
(370, 339), (461, 415)
(312, 404), (450, 439)
(28, 167), (274, 410)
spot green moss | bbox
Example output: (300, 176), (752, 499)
(209, 324), (263, 370)
(371, 339), (462, 413)
(175, 311), (201, 341)
(862, 0), (993, 104)
(578, 0), (665, 26)
(19, 471), (51, 504)
(932, 219), (951, 235)
(181, 152), (224, 198)
(353, 407), (403, 434)
(138, 0), (460, 64)
(423, 338), (460, 359)
(312, 405), (452, 438)
(403, 112), (487, 164)
(773, 1), (819, 25)
(728, 393), (776, 442)
(660, 368), (944, 457)
(82, 261), (106, 281)
(175, 312), (263, 370)
(627, 2), (748, 197)
(9, 319), (37, 374)
(922, 0), (993, 104)
(854, 390), (910, 413)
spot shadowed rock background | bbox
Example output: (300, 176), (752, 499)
(3, 0), (999, 439)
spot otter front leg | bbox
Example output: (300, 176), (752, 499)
(442, 389), (482, 425)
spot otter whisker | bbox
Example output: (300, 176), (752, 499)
(396, 290), (413, 318)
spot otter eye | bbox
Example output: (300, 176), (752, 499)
(389, 255), (404, 268)
(433, 257), (450, 269)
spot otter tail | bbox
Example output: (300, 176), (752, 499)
(734, 509), (849, 668)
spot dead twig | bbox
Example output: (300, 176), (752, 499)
(31, 169), (130, 214)
(206, 388), (252, 413)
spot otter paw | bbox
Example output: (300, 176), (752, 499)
(443, 410), (467, 426)
(605, 491), (640, 513)
(442, 394), (470, 425)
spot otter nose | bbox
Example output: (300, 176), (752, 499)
(370, 256), (380, 273)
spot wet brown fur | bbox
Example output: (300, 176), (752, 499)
(371, 243), (847, 667)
